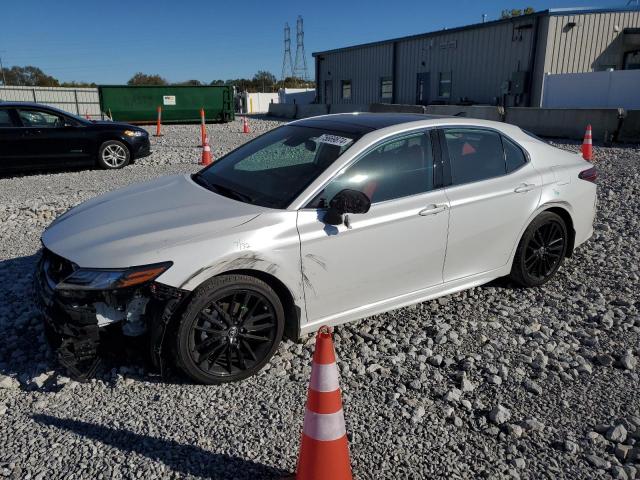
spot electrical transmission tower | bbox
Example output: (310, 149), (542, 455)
(281, 22), (294, 81)
(293, 15), (309, 81)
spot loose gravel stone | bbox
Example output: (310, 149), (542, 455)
(0, 131), (638, 479)
(489, 404), (511, 425)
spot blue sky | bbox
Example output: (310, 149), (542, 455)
(0, 0), (630, 84)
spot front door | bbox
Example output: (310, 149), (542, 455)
(416, 72), (430, 106)
(298, 130), (450, 325)
(0, 108), (27, 170)
(439, 127), (542, 281)
(15, 108), (91, 168)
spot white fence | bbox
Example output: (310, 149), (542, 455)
(541, 70), (640, 110)
(0, 85), (102, 117)
(279, 88), (315, 105)
(243, 92), (279, 113)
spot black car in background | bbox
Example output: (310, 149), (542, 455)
(0, 102), (151, 173)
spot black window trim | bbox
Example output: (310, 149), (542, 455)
(302, 127), (444, 210)
(0, 108), (21, 128)
(438, 126), (531, 188)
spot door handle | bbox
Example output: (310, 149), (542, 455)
(514, 183), (536, 193)
(419, 204), (448, 216)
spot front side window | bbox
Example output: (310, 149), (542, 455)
(380, 77), (393, 100)
(341, 80), (352, 100)
(194, 125), (360, 209)
(438, 72), (452, 98)
(444, 128), (505, 185)
(0, 109), (15, 127)
(309, 131), (434, 207)
(17, 109), (65, 128)
(502, 136), (527, 172)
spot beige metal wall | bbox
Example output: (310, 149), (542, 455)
(544, 11), (640, 73)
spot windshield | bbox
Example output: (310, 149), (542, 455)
(193, 125), (360, 208)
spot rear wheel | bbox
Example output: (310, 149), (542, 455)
(510, 211), (568, 287)
(98, 140), (130, 169)
(174, 274), (284, 384)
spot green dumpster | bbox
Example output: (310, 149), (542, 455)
(98, 85), (235, 124)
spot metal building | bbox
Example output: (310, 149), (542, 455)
(313, 6), (640, 108)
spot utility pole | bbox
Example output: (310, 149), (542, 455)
(293, 15), (309, 82)
(0, 54), (7, 86)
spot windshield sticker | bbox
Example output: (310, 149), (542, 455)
(317, 134), (353, 147)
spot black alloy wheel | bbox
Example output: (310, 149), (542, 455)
(510, 211), (568, 287)
(175, 274), (284, 384)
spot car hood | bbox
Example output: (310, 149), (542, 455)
(42, 174), (265, 268)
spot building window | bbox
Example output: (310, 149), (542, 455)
(341, 80), (352, 100)
(380, 77), (393, 101)
(438, 72), (452, 99)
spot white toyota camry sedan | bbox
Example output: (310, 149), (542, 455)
(36, 113), (597, 383)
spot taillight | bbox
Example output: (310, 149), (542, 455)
(578, 167), (597, 183)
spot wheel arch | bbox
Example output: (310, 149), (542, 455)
(510, 202), (577, 267)
(222, 269), (302, 341)
(541, 206), (576, 257)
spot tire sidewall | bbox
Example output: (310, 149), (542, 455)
(175, 275), (285, 384)
(98, 140), (130, 169)
(512, 212), (568, 287)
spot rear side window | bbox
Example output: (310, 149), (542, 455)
(443, 128), (505, 185)
(0, 109), (14, 127)
(502, 136), (527, 172)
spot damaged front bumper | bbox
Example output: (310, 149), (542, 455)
(34, 249), (187, 380)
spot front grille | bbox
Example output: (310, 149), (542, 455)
(42, 248), (76, 285)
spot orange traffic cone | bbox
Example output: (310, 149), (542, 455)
(242, 116), (250, 134)
(295, 326), (352, 480)
(200, 136), (212, 166)
(154, 106), (163, 137)
(85, 110), (90, 120)
(581, 124), (593, 162)
(200, 107), (207, 146)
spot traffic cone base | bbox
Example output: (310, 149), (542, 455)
(201, 136), (212, 166)
(295, 327), (352, 480)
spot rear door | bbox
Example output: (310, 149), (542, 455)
(15, 108), (91, 167)
(0, 108), (25, 170)
(440, 127), (542, 282)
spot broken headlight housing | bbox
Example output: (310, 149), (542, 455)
(56, 262), (172, 291)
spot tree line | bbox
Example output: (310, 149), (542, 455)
(0, 65), (314, 91)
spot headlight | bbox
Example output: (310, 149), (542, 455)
(56, 262), (172, 291)
(123, 130), (145, 137)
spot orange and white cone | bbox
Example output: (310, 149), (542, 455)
(582, 124), (593, 162)
(242, 116), (250, 134)
(295, 326), (352, 480)
(200, 135), (212, 166)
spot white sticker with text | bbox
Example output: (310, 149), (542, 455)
(317, 134), (353, 147)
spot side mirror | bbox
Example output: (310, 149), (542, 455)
(324, 189), (371, 226)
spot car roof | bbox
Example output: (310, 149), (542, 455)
(290, 112), (451, 135)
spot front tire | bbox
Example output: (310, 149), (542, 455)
(510, 211), (568, 287)
(174, 274), (284, 384)
(98, 140), (130, 169)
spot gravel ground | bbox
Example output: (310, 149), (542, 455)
(0, 118), (639, 479)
